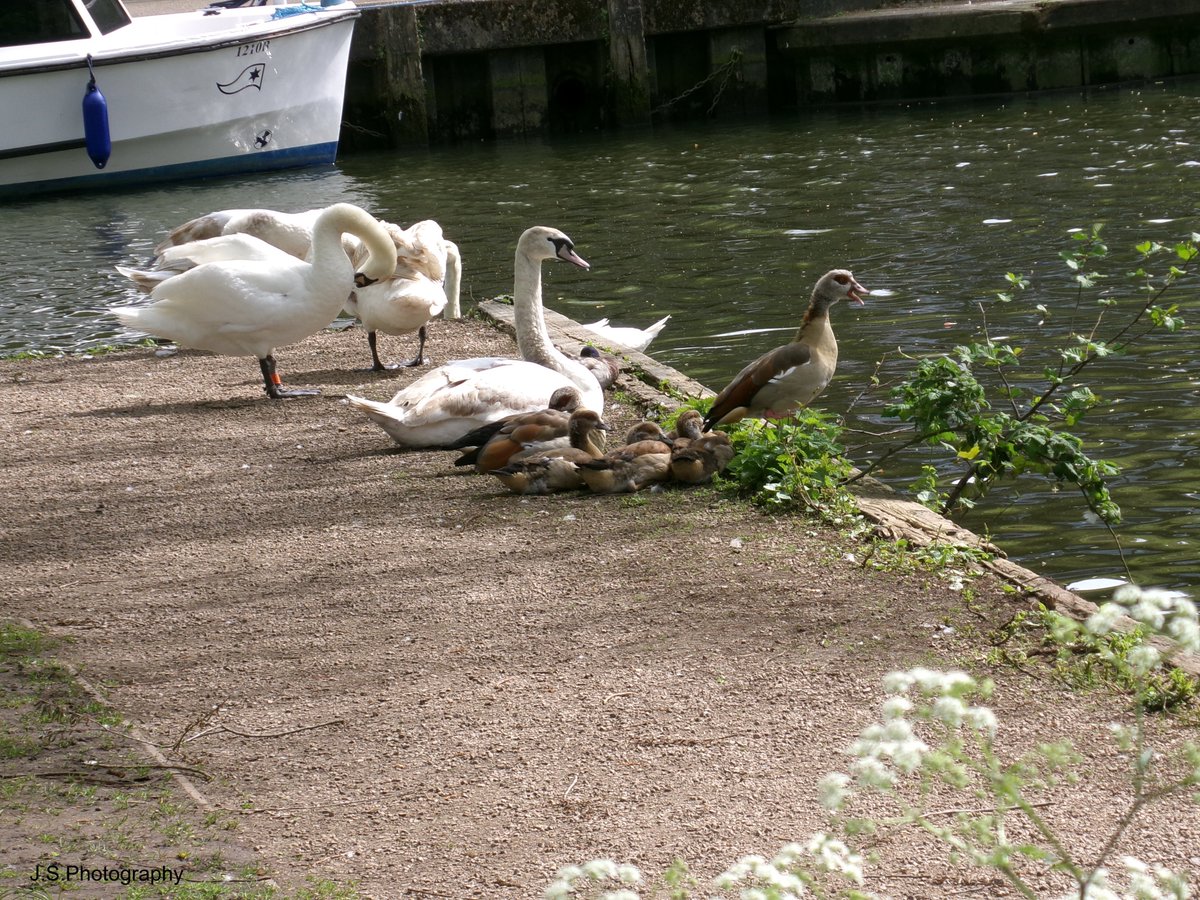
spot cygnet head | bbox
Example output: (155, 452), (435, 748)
(519, 226), (590, 270)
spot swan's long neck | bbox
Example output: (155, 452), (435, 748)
(513, 250), (595, 394)
(311, 205), (396, 294)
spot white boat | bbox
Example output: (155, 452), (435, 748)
(0, 0), (360, 198)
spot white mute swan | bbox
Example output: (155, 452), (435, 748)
(343, 219), (462, 370)
(111, 202), (397, 400)
(582, 314), (671, 352)
(154, 207), (462, 369)
(346, 226), (601, 448)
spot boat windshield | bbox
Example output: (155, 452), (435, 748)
(83, 0), (132, 34)
(0, 1), (89, 47)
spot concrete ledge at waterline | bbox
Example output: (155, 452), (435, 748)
(778, 0), (1200, 48)
(477, 298), (1200, 680)
(478, 298), (714, 411)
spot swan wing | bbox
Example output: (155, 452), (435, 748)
(350, 358), (581, 448)
(120, 257), (324, 350)
(347, 273), (447, 332)
(156, 234), (297, 269)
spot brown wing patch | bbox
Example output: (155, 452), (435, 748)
(703, 343), (812, 429)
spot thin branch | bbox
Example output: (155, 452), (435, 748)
(977, 300), (1021, 417)
(184, 718), (345, 744)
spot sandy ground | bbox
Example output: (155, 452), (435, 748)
(2, 316), (1198, 899)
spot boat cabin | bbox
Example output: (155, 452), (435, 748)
(0, 0), (131, 48)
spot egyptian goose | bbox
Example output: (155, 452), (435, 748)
(111, 203), (397, 399)
(582, 314), (671, 352)
(670, 431), (734, 484)
(452, 386), (583, 473)
(580, 345), (621, 390)
(623, 420), (674, 447)
(702, 269), (868, 430)
(667, 409), (705, 447)
(577, 437), (672, 494)
(345, 227), (602, 448)
(491, 410), (610, 495)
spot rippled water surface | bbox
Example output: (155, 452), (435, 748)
(4, 81), (1199, 593)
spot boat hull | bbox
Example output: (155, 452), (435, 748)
(0, 4), (359, 197)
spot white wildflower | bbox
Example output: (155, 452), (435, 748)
(816, 772), (851, 811)
(1085, 602), (1124, 636)
(1074, 868), (1121, 900)
(1113, 584), (1142, 605)
(881, 696), (913, 720)
(714, 863), (748, 890)
(965, 705), (999, 737)
(599, 891), (640, 900)
(882, 717), (917, 744)
(932, 695), (967, 727)
(853, 756), (896, 789)
(1167, 616), (1200, 653)
(544, 878), (573, 900)
(556, 865), (583, 882)
(1125, 644), (1163, 675)
(939, 671), (977, 694)
(883, 671), (915, 694)
(806, 833), (865, 884)
(582, 859), (619, 881)
(616, 864), (642, 885)
(772, 842), (806, 867)
(911, 667), (947, 694)
(1130, 597), (1168, 631)
(891, 735), (930, 773)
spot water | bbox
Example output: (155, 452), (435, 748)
(3, 81), (1198, 595)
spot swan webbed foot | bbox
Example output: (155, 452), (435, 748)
(268, 385), (320, 399)
(368, 327), (428, 372)
(259, 355), (318, 400)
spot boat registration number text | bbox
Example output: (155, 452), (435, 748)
(237, 40), (271, 57)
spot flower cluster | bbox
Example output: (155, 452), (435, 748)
(1061, 856), (1191, 900)
(713, 834), (866, 899)
(1085, 585), (1200, 671)
(543, 859), (642, 900)
(820, 668), (997, 800)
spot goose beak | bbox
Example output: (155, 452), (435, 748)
(849, 278), (870, 306)
(355, 272), (378, 288)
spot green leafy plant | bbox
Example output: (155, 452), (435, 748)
(721, 412), (857, 524)
(850, 227), (1196, 533)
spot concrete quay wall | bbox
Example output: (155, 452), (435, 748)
(339, 0), (1200, 148)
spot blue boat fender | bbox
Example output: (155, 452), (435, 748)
(83, 55), (111, 169)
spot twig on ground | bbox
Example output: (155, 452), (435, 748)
(184, 718), (345, 744)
